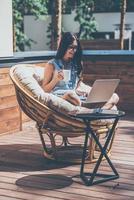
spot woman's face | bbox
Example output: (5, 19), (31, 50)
(63, 39), (78, 61)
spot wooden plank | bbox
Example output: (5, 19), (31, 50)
(81, 39), (120, 50)
(0, 171), (133, 200)
(0, 106), (20, 122)
(0, 172), (133, 199)
(0, 85), (15, 97)
(83, 60), (134, 66)
(0, 95), (18, 109)
(0, 68), (9, 74)
(0, 117), (20, 134)
(0, 116), (133, 199)
(0, 74), (12, 86)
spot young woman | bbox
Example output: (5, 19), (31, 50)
(42, 32), (119, 109)
(42, 32), (83, 105)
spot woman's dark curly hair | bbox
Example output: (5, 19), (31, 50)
(55, 32), (83, 77)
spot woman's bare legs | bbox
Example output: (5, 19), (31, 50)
(102, 93), (119, 110)
(62, 91), (119, 110)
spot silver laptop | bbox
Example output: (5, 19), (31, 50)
(83, 79), (120, 108)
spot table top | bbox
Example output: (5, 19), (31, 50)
(70, 109), (125, 120)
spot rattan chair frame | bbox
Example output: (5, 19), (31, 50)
(10, 65), (116, 163)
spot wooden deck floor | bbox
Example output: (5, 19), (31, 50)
(0, 114), (134, 200)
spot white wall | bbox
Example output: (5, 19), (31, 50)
(24, 15), (51, 51)
(62, 11), (79, 33)
(24, 11), (80, 51)
(0, 0), (13, 57)
(24, 12), (134, 51)
(94, 12), (134, 32)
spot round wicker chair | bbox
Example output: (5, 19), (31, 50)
(9, 64), (117, 163)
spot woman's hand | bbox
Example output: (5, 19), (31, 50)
(62, 91), (81, 106)
(75, 80), (91, 97)
(42, 63), (64, 92)
(53, 70), (64, 82)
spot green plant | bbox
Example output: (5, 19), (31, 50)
(74, 0), (98, 40)
(13, 0), (48, 51)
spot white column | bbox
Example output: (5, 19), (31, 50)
(0, 0), (13, 57)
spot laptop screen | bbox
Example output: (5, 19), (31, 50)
(84, 79), (120, 104)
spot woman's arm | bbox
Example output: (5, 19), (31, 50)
(42, 63), (64, 92)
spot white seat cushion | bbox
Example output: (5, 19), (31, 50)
(13, 64), (90, 115)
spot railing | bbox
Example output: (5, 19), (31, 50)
(1, 50), (134, 66)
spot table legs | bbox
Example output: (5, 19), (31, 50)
(80, 118), (119, 186)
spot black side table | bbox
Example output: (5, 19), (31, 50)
(73, 109), (125, 186)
